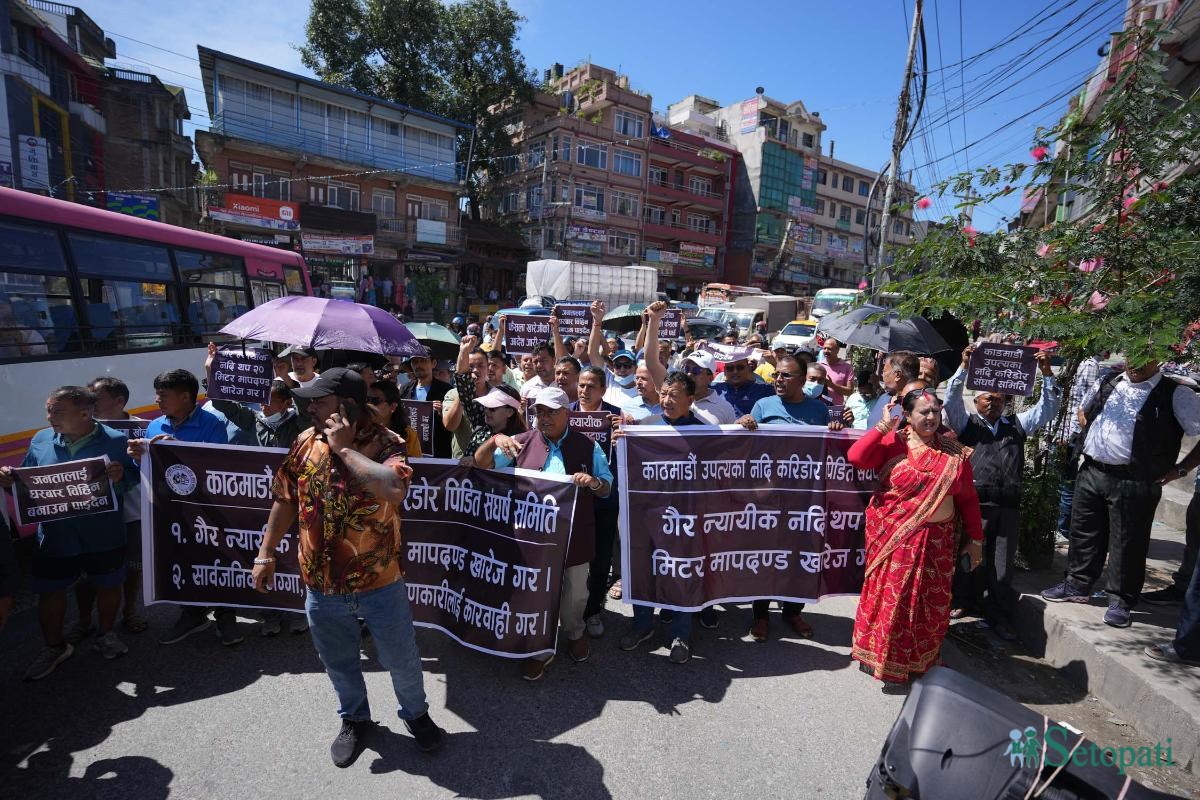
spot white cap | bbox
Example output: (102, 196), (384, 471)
(531, 385), (570, 410)
(685, 351), (716, 372)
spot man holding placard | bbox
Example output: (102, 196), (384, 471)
(0, 386), (136, 680)
(945, 345), (1059, 638)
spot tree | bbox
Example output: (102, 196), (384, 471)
(884, 21), (1200, 378)
(299, 0), (534, 219)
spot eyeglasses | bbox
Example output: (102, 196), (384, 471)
(365, 397), (383, 405)
(613, 361), (635, 370)
(683, 366), (710, 376)
(774, 371), (799, 379)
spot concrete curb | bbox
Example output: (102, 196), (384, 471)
(1013, 531), (1200, 778)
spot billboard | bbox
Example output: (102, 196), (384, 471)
(209, 194), (300, 230)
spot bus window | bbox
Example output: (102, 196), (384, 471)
(0, 272), (73, 357)
(176, 250), (246, 288)
(284, 266), (304, 295)
(79, 277), (179, 350)
(187, 286), (245, 340)
(68, 232), (173, 281)
(0, 221), (68, 273)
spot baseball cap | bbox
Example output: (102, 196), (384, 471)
(476, 386), (522, 411)
(685, 351), (716, 372)
(280, 345), (315, 358)
(612, 349), (636, 365)
(531, 385), (569, 410)
(290, 367), (367, 405)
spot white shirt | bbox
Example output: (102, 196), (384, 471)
(289, 371), (319, 388)
(519, 374), (547, 400)
(1080, 373), (1200, 465)
(692, 391), (738, 425)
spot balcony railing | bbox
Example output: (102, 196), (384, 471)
(377, 217), (462, 247)
(645, 179), (724, 205)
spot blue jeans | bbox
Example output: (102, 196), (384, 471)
(1175, 551), (1200, 659)
(633, 605), (692, 640)
(306, 579), (428, 722)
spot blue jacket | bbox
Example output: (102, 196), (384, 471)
(21, 423), (138, 554)
(145, 404), (230, 444)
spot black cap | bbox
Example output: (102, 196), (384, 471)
(290, 368), (366, 405)
(280, 345), (316, 358)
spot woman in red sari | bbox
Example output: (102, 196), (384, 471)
(847, 388), (984, 688)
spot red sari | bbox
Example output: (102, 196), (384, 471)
(846, 426), (984, 683)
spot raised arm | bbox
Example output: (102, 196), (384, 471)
(550, 314), (566, 361)
(586, 300), (607, 368)
(943, 346), (972, 435)
(1016, 351), (1060, 434)
(444, 335), (478, 432)
(644, 300), (668, 388)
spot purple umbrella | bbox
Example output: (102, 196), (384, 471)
(219, 296), (425, 357)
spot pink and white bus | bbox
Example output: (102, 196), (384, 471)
(0, 188), (313, 467)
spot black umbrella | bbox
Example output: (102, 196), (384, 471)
(817, 304), (952, 354)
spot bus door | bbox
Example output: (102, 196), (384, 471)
(250, 279), (285, 307)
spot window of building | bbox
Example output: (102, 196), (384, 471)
(607, 230), (637, 257)
(551, 134), (572, 161)
(574, 185), (605, 213)
(526, 185), (543, 213)
(842, 175), (854, 193)
(644, 205), (665, 225)
(688, 176), (713, 196)
(828, 202), (837, 218)
(500, 192), (520, 213)
(858, 180), (870, 197)
(814, 199), (825, 215)
(893, 219), (907, 235)
(816, 169), (827, 185)
(614, 110), (644, 139)
(407, 195), (449, 221)
(576, 139), (608, 170)
(829, 173), (838, 190)
(372, 190), (396, 217)
(327, 181), (360, 211)
(612, 149), (642, 177)
(802, 132), (815, 148)
(855, 208), (866, 225)
(308, 184), (326, 205)
(528, 139), (545, 168)
(609, 190), (640, 218)
(686, 213), (714, 234)
(230, 162), (253, 194)
(838, 205), (851, 222)
(648, 166), (668, 187)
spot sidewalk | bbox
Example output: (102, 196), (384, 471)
(1012, 516), (1200, 778)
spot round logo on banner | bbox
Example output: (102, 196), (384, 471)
(164, 464), (198, 496)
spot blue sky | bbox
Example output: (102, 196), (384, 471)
(78, 0), (1122, 230)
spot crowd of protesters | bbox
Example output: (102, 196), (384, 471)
(4, 293), (1200, 767)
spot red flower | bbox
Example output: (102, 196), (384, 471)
(1092, 223), (1105, 233)
(1123, 195), (1138, 209)
(916, 197), (932, 210)
(1031, 145), (1049, 161)
(1154, 181), (1169, 192)
(963, 225), (978, 247)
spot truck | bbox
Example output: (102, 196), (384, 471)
(524, 260), (658, 310)
(722, 294), (799, 337)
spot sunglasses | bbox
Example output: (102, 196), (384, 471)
(365, 397), (384, 405)
(613, 361), (635, 370)
(774, 371), (800, 379)
(683, 366), (710, 376)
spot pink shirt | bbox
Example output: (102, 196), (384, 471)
(824, 358), (854, 389)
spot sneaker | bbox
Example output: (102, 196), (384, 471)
(668, 637), (691, 664)
(881, 681), (912, 695)
(24, 643), (73, 681)
(216, 615), (244, 646)
(1141, 586), (1186, 606)
(607, 580), (622, 600)
(659, 610), (675, 624)
(1103, 602), (1132, 628)
(158, 612), (212, 645)
(699, 607), (719, 629)
(330, 719), (372, 768)
(64, 621), (95, 644)
(290, 618), (310, 634)
(585, 614), (605, 638)
(404, 712), (444, 752)
(619, 625), (654, 651)
(523, 655), (553, 681)
(568, 636), (590, 663)
(750, 619), (769, 642)
(260, 614), (283, 638)
(1040, 581), (1091, 603)
(92, 631), (129, 660)
(1144, 642), (1200, 666)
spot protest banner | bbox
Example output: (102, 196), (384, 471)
(553, 302), (593, 338)
(98, 419), (151, 440)
(401, 400), (436, 456)
(967, 343), (1038, 397)
(11, 456), (118, 526)
(617, 426), (875, 610)
(523, 410), (614, 458)
(206, 346), (275, 405)
(658, 308), (684, 340)
(401, 460), (578, 658)
(142, 441), (304, 612)
(503, 315), (552, 355)
(696, 341), (757, 363)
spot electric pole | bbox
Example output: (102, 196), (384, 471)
(876, 0), (923, 292)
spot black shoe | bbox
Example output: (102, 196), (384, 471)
(404, 712), (444, 753)
(1141, 585), (1186, 605)
(330, 719), (372, 767)
(216, 614), (244, 646)
(158, 611), (212, 645)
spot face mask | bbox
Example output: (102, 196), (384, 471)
(613, 372), (635, 387)
(263, 410), (288, 425)
(803, 381), (824, 400)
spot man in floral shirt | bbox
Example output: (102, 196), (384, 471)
(251, 368), (443, 768)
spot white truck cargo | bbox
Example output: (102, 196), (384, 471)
(724, 294), (799, 337)
(525, 260), (658, 309)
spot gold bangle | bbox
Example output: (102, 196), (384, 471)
(874, 420), (894, 434)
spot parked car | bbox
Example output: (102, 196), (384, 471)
(770, 319), (820, 351)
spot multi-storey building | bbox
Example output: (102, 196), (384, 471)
(493, 63), (737, 298)
(194, 46), (468, 301)
(0, 0), (110, 202)
(100, 66), (195, 226)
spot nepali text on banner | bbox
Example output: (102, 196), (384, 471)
(11, 456), (118, 526)
(617, 425), (876, 611)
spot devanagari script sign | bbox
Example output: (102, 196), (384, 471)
(11, 456), (118, 526)
(207, 346), (275, 405)
(503, 315), (552, 355)
(401, 400), (436, 456)
(553, 302), (593, 338)
(617, 426), (875, 610)
(967, 343), (1038, 397)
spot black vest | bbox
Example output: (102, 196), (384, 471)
(959, 415), (1026, 504)
(1083, 373), (1184, 477)
(513, 428), (596, 567)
